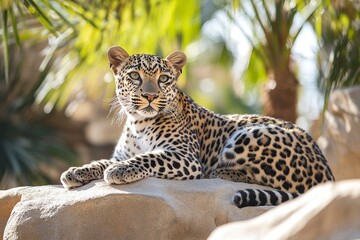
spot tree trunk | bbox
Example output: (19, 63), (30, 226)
(262, 67), (298, 123)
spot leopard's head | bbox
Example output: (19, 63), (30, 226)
(108, 46), (186, 119)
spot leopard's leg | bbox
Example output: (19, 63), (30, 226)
(220, 126), (296, 191)
(219, 124), (334, 207)
(209, 168), (259, 184)
(104, 150), (203, 184)
(210, 166), (299, 208)
(217, 125), (308, 207)
(61, 159), (117, 189)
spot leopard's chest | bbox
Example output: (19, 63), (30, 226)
(119, 122), (163, 156)
(122, 135), (153, 157)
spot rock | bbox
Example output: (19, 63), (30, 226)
(318, 86), (360, 180)
(208, 180), (360, 240)
(1, 178), (272, 240)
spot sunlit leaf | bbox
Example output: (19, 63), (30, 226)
(9, 7), (20, 47)
(242, 49), (267, 90)
(23, 0), (58, 35)
(1, 9), (9, 86)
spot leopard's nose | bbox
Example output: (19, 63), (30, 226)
(141, 93), (159, 102)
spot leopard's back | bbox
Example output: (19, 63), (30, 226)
(181, 94), (334, 191)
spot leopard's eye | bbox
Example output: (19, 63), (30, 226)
(129, 72), (140, 80)
(159, 75), (170, 83)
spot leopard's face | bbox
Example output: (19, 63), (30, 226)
(116, 54), (179, 118)
(108, 47), (186, 119)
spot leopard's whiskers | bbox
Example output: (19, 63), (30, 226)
(108, 96), (132, 125)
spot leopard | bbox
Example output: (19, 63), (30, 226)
(60, 46), (335, 208)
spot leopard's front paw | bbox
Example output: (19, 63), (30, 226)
(60, 167), (90, 189)
(104, 162), (148, 185)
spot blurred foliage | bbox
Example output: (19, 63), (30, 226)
(230, 0), (319, 77)
(227, 0), (323, 122)
(184, 40), (259, 114)
(1, 0), (201, 110)
(316, 0), (360, 108)
(0, 45), (76, 188)
(0, 120), (76, 188)
(0, 1), (95, 187)
(200, 0), (359, 122)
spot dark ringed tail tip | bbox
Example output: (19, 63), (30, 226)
(232, 189), (299, 208)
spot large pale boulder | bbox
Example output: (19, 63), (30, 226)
(318, 86), (360, 180)
(1, 178), (272, 240)
(208, 180), (360, 240)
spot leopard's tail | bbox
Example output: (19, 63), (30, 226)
(232, 189), (299, 208)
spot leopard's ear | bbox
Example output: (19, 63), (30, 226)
(166, 51), (187, 75)
(108, 46), (129, 73)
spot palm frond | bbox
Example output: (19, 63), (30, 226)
(1, 9), (9, 85)
(316, 1), (360, 110)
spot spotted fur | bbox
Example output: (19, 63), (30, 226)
(61, 46), (335, 208)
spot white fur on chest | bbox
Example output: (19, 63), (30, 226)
(132, 132), (154, 153)
(120, 119), (157, 155)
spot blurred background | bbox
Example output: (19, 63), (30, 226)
(0, 0), (359, 189)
